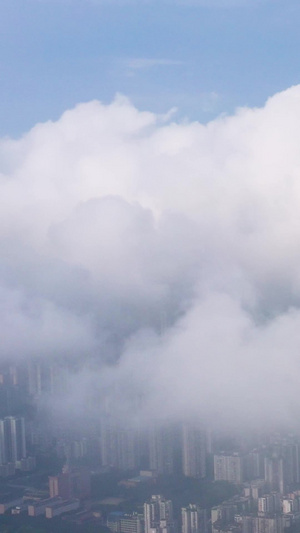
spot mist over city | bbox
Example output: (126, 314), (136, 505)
(2, 1), (300, 532)
(2, 87), (300, 429)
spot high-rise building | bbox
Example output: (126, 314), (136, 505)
(27, 360), (61, 398)
(282, 497), (300, 514)
(100, 416), (118, 468)
(117, 428), (139, 471)
(144, 495), (176, 533)
(100, 417), (141, 471)
(258, 493), (281, 515)
(3, 416), (26, 464)
(0, 420), (6, 465)
(264, 456), (285, 494)
(149, 425), (175, 475)
(245, 449), (265, 480)
(253, 516), (283, 533)
(242, 516), (254, 533)
(282, 441), (300, 485)
(214, 453), (244, 484)
(181, 504), (207, 533)
(182, 424), (206, 479)
(107, 512), (143, 533)
(241, 515), (283, 533)
(0, 364), (28, 418)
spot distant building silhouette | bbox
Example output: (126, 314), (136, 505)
(182, 424), (206, 478)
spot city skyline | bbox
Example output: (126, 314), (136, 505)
(2, 0), (300, 531)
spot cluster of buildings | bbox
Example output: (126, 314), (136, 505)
(107, 496), (207, 533)
(4, 359), (300, 533)
(210, 487), (300, 533)
(107, 488), (300, 533)
(0, 360), (208, 478)
(0, 360), (209, 481)
(213, 439), (300, 491)
(105, 433), (300, 533)
(99, 419), (208, 476)
(0, 464), (91, 520)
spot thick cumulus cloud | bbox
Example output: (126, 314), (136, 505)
(2, 87), (300, 428)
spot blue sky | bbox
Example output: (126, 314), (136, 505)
(1, 0), (300, 137)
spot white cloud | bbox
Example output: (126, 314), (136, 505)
(2, 86), (300, 428)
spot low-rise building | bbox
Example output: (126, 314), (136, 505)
(0, 497), (24, 514)
(45, 498), (80, 518)
(28, 497), (61, 517)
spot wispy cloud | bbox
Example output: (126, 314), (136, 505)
(85, 0), (270, 6)
(125, 58), (183, 71)
(31, 0), (273, 9)
(198, 91), (220, 112)
(115, 57), (184, 79)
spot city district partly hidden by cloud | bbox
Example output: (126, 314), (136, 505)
(1, 85), (300, 432)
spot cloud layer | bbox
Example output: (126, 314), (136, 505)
(2, 86), (300, 429)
